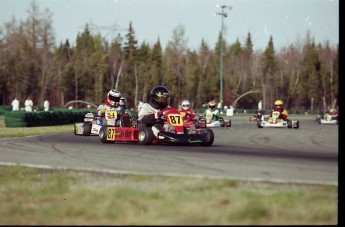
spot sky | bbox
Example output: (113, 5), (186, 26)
(0, 0), (339, 52)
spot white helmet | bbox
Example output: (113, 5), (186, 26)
(107, 89), (121, 106)
(181, 100), (190, 110)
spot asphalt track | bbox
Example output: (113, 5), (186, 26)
(0, 115), (338, 185)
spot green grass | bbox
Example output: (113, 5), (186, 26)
(0, 119), (72, 138)
(0, 118), (338, 225)
(0, 166), (338, 225)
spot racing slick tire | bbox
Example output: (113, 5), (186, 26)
(257, 119), (263, 128)
(138, 127), (154, 145)
(99, 126), (115, 143)
(73, 123), (78, 135)
(201, 128), (214, 146)
(83, 122), (92, 136)
(226, 120), (231, 127)
(293, 120), (300, 129)
(287, 120), (292, 129)
(219, 117), (225, 127)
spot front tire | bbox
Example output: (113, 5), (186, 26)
(202, 128), (214, 146)
(83, 122), (92, 136)
(287, 120), (292, 128)
(138, 127), (154, 145)
(99, 126), (115, 143)
(73, 123), (78, 135)
(257, 120), (263, 128)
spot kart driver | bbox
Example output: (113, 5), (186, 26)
(137, 86), (170, 137)
(272, 99), (288, 120)
(96, 89), (125, 126)
(203, 100), (220, 121)
(179, 100), (196, 123)
(326, 108), (338, 120)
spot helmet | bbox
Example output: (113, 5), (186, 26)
(274, 100), (283, 106)
(274, 99), (283, 111)
(329, 108), (336, 114)
(119, 97), (126, 107)
(181, 100), (190, 110)
(149, 86), (170, 109)
(107, 89), (121, 106)
(208, 100), (216, 110)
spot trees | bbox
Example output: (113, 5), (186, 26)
(0, 2), (338, 112)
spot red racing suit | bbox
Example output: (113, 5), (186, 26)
(179, 108), (196, 124)
(273, 106), (288, 120)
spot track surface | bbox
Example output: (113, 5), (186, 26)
(0, 116), (338, 185)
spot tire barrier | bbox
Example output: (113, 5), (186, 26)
(4, 109), (96, 128)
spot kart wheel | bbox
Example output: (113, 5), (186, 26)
(73, 124), (77, 135)
(293, 120), (300, 129)
(287, 120), (292, 128)
(218, 117), (225, 127)
(99, 126), (115, 143)
(202, 128), (214, 146)
(138, 127), (154, 145)
(257, 120), (263, 128)
(226, 120), (231, 127)
(83, 122), (92, 136)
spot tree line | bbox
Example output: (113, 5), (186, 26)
(0, 1), (338, 112)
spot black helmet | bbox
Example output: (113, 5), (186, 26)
(149, 86), (170, 109)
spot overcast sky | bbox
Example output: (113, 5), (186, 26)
(0, 0), (339, 51)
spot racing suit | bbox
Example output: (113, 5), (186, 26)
(272, 106), (288, 120)
(179, 108), (196, 124)
(204, 108), (220, 121)
(137, 101), (168, 137)
(96, 100), (125, 126)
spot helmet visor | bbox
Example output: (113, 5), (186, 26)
(155, 94), (168, 104)
(109, 96), (120, 102)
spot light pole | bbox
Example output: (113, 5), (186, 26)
(215, 4), (231, 108)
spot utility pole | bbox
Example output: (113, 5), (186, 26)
(215, 4), (232, 108)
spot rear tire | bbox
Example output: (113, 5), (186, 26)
(293, 120), (300, 129)
(226, 120), (231, 127)
(202, 128), (214, 146)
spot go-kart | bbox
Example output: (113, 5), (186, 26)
(74, 108), (137, 136)
(199, 113), (231, 128)
(257, 111), (299, 129)
(137, 107), (214, 146)
(315, 113), (338, 125)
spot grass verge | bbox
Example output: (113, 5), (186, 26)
(0, 119), (72, 138)
(0, 166), (337, 225)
